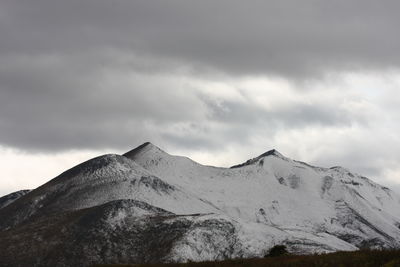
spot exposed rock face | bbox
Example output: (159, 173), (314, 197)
(1, 142), (400, 266)
(0, 189), (30, 209)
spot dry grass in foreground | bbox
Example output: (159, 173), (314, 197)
(93, 249), (400, 267)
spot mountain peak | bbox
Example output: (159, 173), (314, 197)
(230, 148), (286, 168)
(123, 142), (166, 160)
(258, 149), (284, 158)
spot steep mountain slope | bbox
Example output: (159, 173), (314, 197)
(0, 199), (239, 267)
(0, 189), (30, 209)
(1, 142), (400, 266)
(0, 154), (216, 231)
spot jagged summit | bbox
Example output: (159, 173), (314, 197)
(230, 148), (287, 168)
(123, 142), (167, 160)
(258, 149), (285, 158)
(124, 142), (288, 169)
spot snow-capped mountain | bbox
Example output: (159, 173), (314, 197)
(1, 142), (400, 267)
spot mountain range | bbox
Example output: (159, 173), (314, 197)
(1, 142), (400, 267)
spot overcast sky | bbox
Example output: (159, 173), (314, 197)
(1, 0), (400, 196)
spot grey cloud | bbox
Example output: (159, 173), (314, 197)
(0, 45), (375, 152)
(0, 51), (208, 151)
(1, 0), (400, 78)
(202, 96), (366, 128)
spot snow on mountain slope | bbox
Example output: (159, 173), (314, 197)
(0, 199), (240, 267)
(1, 142), (400, 266)
(0, 154), (216, 231)
(124, 143), (400, 250)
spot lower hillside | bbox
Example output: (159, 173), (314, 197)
(94, 249), (400, 267)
